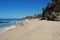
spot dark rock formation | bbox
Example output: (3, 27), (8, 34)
(0, 22), (8, 24)
(41, 0), (60, 21)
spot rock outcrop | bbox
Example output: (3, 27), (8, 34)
(41, 0), (60, 21)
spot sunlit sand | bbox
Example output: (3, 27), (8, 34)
(0, 19), (60, 40)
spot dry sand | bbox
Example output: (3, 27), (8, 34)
(0, 19), (60, 40)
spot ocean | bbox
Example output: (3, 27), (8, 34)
(0, 18), (25, 33)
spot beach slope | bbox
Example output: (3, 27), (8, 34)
(0, 19), (60, 40)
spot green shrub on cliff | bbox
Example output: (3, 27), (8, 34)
(56, 0), (60, 11)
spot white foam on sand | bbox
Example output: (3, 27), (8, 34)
(0, 25), (16, 34)
(0, 19), (26, 34)
(22, 19), (29, 23)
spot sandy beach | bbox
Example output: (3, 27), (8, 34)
(0, 19), (60, 40)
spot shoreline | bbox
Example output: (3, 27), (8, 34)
(0, 19), (60, 40)
(0, 25), (16, 34)
(0, 19), (26, 34)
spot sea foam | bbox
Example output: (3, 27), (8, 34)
(0, 25), (16, 34)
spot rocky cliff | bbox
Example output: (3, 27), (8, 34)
(41, 0), (60, 21)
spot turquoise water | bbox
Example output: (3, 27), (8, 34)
(0, 18), (25, 33)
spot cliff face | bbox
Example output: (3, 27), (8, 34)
(42, 0), (60, 21)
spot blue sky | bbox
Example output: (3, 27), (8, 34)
(0, 0), (52, 18)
